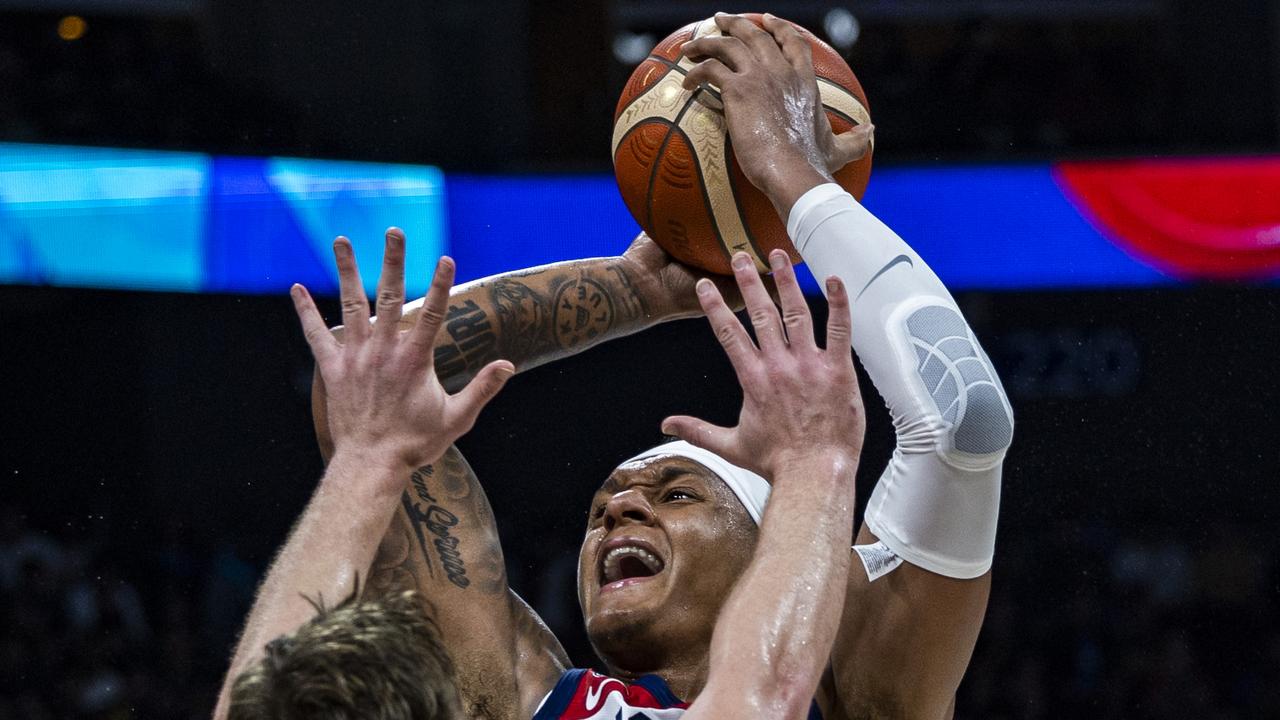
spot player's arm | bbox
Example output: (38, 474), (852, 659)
(356, 443), (566, 720)
(687, 15), (1014, 719)
(312, 231), (736, 718)
(215, 236), (512, 719)
(314, 230), (747, 407)
(663, 253), (864, 720)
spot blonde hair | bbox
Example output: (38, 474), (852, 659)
(228, 589), (461, 720)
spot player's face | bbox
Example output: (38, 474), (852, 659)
(578, 454), (757, 670)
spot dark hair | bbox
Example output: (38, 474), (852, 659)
(228, 589), (461, 720)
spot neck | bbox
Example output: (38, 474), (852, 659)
(605, 645), (711, 701)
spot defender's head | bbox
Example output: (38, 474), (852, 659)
(577, 441), (769, 673)
(228, 590), (461, 720)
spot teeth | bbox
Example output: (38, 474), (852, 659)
(601, 545), (663, 583)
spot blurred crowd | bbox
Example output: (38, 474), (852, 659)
(2, 502), (1278, 719)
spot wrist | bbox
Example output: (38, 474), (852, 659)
(768, 445), (860, 484)
(325, 445), (414, 496)
(758, 157), (833, 221)
(621, 257), (692, 322)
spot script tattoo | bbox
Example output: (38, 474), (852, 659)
(433, 299), (498, 389)
(369, 447), (506, 596)
(403, 463), (470, 589)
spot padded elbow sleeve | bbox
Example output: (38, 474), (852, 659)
(789, 183), (1013, 578)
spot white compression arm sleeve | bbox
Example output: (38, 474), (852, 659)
(789, 183), (1014, 579)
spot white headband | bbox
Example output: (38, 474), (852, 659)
(623, 440), (772, 525)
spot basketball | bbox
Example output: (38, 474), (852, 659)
(611, 14), (873, 275)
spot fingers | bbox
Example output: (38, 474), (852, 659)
(683, 35), (753, 72)
(290, 283), (338, 362)
(682, 58), (734, 93)
(373, 228), (407, 339)
(824, 275), (852, 352)
(768, 250), (814, 349)
(333, 237), (371, 342)
(830, 123), (875, 171)
(731, 252), (786, 352)
(697, 277), (758, 378)
(660, 415), (736, 459)
(409, 256), (456, 360)
(446, 359), (515, 432)
(761, 13), (813, 75)
(714, 12), (780, 61)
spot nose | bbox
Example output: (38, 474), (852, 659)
(603, 489), (655, 532)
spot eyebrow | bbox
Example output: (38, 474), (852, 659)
(598, 460), (711, 496)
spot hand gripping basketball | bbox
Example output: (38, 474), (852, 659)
(612, 13), (873, 275)
(661, 251), (865, 480)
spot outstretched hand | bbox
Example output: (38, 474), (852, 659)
(662, 250), (865, 480)
(290, 229), (514, 479)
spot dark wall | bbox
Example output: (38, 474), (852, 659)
(2, 1), (1277, 167)
(4, 281), (1277, 624)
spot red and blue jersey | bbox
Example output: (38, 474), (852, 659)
(532, 668), (822, 720)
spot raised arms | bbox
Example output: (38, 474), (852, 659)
(685, 13), (1012, 719)
(216, 235), (512, 719)
(311, 231), (742, 718)
(664, 251), (865, 720)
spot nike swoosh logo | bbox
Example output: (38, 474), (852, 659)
(856, 254), (913, 301)
(585, 679), (622, 711)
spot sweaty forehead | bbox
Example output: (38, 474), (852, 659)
(598, 454), (722, 496)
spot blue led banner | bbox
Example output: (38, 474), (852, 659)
(11, 141), (1277, 295)
(0, 143), (446, 295)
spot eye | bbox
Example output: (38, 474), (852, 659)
(590, 503), (606, 521)
(662, 488), (698, 503)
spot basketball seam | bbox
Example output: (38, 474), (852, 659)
(824, 104), (858, 127)
(817, 77), (869, 117)
(646, 54), (689, 76)
(614, 62), (675, 124)
(612, 118), (675, 170)
(644, 90), (700, 246)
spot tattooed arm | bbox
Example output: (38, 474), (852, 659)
(415, 232), (742, 392)
(312, 233), (731, 718)
(362, 446), (567, 720)
(216, 237), (512, 719)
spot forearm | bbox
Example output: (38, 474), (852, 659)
(702, 452), (857, 718)
(214, 450), (404, 718)
(414, 256), (677, 391)
(316, 255), (684, 455)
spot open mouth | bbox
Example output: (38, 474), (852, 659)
(599, 540), (666, 591)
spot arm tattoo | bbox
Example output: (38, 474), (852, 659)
(489, 260), (650, 360)
(433, 299), (500, 392)
(431, 259), (652, 388)
(489, 280), (557, 361)
(368, 447), (506, 596)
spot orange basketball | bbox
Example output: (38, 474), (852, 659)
(612, 14), (873, 275)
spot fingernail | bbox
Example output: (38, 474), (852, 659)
(769, 251), (786, 271)
(714, 11), (727, 16)
(289, 284), (302, 298)
(660, 420), (675, 435)
(732, 253), (751, 271)
(696, 278), (714, 296)
(826, 277), (839, 294)
(497, 364), (515, 377)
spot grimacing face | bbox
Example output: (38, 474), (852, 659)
(577, 454), (759, 672)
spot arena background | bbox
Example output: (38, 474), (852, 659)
(2, 1), (1279, 718)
